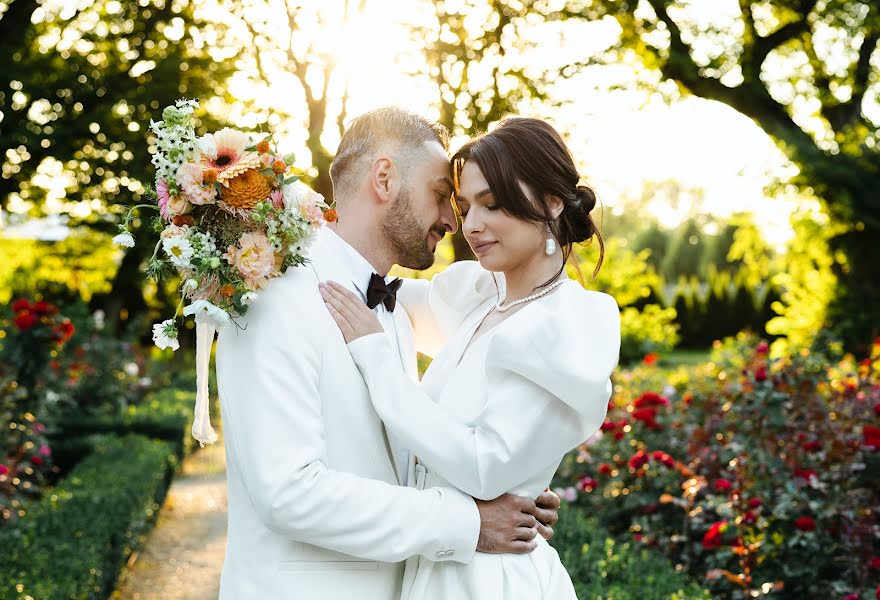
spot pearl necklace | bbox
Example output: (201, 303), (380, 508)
(495, 278), (568, 313)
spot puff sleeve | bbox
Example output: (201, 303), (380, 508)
(396, 261), (499, 357)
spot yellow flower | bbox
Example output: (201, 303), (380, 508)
(221, 169), (273, 211)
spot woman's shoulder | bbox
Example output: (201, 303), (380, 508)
(427, 260), (499, 316)
(485, 282), (621, 410)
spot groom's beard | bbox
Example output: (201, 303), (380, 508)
(382, 185), (441, 270)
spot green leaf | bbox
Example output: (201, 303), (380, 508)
(283, 175), (300, 185)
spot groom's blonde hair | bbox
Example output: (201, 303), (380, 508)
(330, 107), (449, 202)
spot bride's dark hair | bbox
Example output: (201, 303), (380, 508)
(451, 117), (604, 284)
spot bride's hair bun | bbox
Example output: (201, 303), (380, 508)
(564, 184), (598, 245)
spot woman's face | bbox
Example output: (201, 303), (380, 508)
(455, 161), (545, 273)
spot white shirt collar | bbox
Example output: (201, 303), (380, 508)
(321, 227), (393, 302)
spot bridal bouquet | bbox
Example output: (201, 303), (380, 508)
(115, 99), (334, 445)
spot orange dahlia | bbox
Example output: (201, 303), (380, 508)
(256, 140), (271, 154)
(221, 169), (274, 212)
(323, 208), (338, 223)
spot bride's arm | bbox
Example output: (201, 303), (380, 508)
(345, 333), (607, 501)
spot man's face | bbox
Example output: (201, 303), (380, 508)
(382, 141), (458, 270)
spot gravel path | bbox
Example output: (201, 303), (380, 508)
(113, 441), (228, 600)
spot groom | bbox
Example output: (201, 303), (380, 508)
(215, 107), (560, 599)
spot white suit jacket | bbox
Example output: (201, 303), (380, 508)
(215, 227), (480, 599)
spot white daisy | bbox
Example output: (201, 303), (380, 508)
(162, 236), (194, 268)
(152, 319), (180, 351)
(112, 231), (135, 248)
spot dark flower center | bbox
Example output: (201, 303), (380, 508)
(215, 154), (233, 167)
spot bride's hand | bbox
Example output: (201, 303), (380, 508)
(319, 281), (384, 343)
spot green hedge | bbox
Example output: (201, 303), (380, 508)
(0, 434), (178, 600)
(51, 387), (198, 460)
(551, 505), (712, 600)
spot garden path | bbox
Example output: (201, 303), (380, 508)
(113, 440), (228, 600)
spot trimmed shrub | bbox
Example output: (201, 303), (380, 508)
(551, 504), (712, 599)
(0, 434), (177, 600)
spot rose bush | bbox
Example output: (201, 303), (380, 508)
(555, 332), (880, 598)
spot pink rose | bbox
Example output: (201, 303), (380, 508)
(225, 232), (278, 290)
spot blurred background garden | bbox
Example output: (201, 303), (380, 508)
(1, 0), (878, 598)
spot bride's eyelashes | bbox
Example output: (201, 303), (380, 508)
(458, 204), (499, 218)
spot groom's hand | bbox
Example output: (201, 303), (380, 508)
(475, 494), (539, 554)
(534, 488), (561, 541)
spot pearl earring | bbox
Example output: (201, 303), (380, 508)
(545, 222), (556, 256)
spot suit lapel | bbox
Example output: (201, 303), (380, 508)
(307, 228), (403, 485)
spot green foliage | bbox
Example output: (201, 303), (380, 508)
(0, 434), (177, 600)
(550, 504), (712, 599)
(766, 210), (844, 355)
(0, 230), (120, 304)
(52, 385), (197, 459)
(619, 304), (680, 364)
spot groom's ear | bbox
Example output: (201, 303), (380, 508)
(370, 155), (399, 205)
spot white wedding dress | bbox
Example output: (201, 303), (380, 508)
(346, 261), (621, 600)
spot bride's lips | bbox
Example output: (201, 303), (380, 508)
(471, 240), (497, 255)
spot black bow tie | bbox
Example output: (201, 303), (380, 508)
(366, 273), (402, 311)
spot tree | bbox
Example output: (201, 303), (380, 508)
(560, 0), (879, 349)
(0, 0), (232, 329)
(229, 0), (368, 201)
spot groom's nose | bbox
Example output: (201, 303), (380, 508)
(440, 197), (458, 234)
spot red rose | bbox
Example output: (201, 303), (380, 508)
(600, 420), (616, 432)
(616, 418), (628, 428)
(702, 521), (727, 549)
(632, 407), (657, 423)
(794, 469), (817, 481)
(801, 440), (822, 452)
(755, 366), (768, 382)
(864, 425), (880, 450)
(613, 430), (625, 440)
(31, 301), (57, 315)
(577, 477), (598, 491)
(756, 341), (769, 354)
(31, 455), (43, 466)
(14, 311), (39, 331)
(52, 320), (75, 343)
(598, 463), (612, 475)
(870, 556), (880, 569)
(0, 464), (9, 476)
(748, 497), (763, 508)
(843, 594), (858, 600)
(714, 479), (733, 492)
(660, 454), (675, 468)
(11, 298), (31, 312)
(743, 511), (757, 525)
(634, 392), (669, 408)
(794, 516), (816, 532)
(628, 450), (649, 470)
(650, 450), (666, 461)
(643, 352), (658, 366)
(874, 403), (880, 416)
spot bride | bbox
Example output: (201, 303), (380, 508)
(319, 117), (620, 599)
